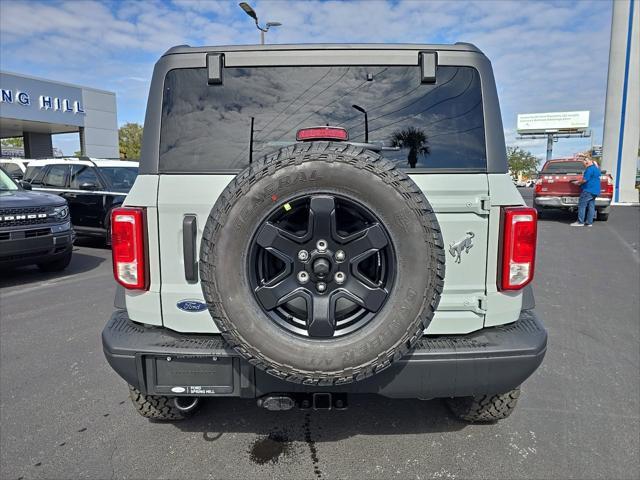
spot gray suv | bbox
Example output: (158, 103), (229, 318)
(102, 44), (547, 422)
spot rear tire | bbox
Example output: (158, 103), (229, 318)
(128, 385), (196, 421)
(596, 211), (609, 221)
(200, 142), (445, 385)
(37, 250), (72, 272)
(446, 388), (521, 423)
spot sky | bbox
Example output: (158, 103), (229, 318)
(0, 0), (613, 160)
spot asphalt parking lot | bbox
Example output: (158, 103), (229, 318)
(1, 189), (638, 480)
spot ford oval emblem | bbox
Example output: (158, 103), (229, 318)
(176, 299), (208, 312)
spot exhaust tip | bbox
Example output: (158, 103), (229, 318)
(173, 396), (200, 412)
(257, 395), (296, 411)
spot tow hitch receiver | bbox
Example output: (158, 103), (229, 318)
(257, 393), (348, 411)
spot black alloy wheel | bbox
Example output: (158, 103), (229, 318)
(249, 194), (395, 338)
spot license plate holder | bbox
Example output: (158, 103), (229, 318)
(563, 197), (579, 205)
(146, 355), (236, 395)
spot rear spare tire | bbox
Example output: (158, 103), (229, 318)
(200, 142), (445, 385)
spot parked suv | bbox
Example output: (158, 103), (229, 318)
(24, 158), (138, 242)
(534, 158), (613, 220)
(102, 44), (547, 422)
(0, 166), (74, 271)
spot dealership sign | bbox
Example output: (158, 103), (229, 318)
(1, 88), (85, 114)
(517, 111), (589, 134)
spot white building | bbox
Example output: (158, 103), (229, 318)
(0, 71), (119, 158)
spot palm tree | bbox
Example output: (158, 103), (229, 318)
(390, 127), (430, 168)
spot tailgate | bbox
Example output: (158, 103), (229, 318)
(411, 174), (490, 334)
(157, 173), (490, 335)
(157, 175), (234, 333)
(538, 173), (582, 196)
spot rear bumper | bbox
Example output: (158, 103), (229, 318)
(534, 195), (611, 208)
(102, 309), (547, 399)
(0, 226), (75, 267)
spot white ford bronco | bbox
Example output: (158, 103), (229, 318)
(102, 44), (547, 422)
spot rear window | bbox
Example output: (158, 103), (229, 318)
(542, 161), (584, 173)
(160, 65), (486, 173)
(0, 162), (23, 178)
(98, 166), (138, 191)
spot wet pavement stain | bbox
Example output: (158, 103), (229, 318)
(303, 414), (323, 479)
(249, 431), (291, 465)
(203, 432), (223, 442)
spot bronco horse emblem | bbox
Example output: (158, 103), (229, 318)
(449, 232), (475, 263)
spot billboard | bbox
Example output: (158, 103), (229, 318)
(517, 111), (589, 134)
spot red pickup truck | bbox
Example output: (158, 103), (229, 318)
(533, 158), (614, 221)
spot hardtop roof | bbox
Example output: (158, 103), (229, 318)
(24, 158), (139, 168)
(163, 42), (482, 57)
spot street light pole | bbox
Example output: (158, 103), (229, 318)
(546, 133), (554, 162)
(352, 104), (368, 143)
(239, 2), (282, 45)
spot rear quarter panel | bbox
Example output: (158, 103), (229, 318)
(484, 174), (525, 327)
(122, 175), (162, 325)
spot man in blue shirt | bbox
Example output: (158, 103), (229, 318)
(571, 155), (601, 227)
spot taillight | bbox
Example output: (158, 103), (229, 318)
(534, 179), (543, 193)
(499, 207), (537, 291)
(296, 126), (348, 142)
(111, 207), (148, 290)
(605, 175), (614, 195)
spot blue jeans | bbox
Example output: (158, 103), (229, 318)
(578, 190), (597, 225)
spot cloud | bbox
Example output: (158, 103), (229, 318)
(0, 0), (611, 158)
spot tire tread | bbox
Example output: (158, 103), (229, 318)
(200, 142), (445, 385)
(128, 385), (190, 421)
(447, 388), (521, 423)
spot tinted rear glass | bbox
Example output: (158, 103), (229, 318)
(0, 163), (23, 178)
(542, 161), (584, 173)
(98, 166), (138, 191)
(160, 66), (486, 173)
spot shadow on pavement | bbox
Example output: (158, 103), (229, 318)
(537, 209), (576, 223)
(74, 235), (111, 250)
(169, 395), (468, 442)
(0, 247), (108, 288)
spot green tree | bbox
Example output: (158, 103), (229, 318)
(390, 127), (430, 168)
(507, 146), (538, 178)
(118, 122), (143, 160)
(1, 137), (24, 148)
